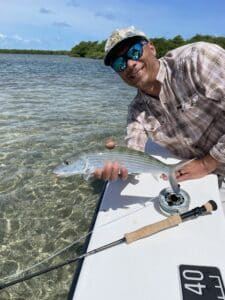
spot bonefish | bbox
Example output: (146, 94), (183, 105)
(53, 147), (182, 193)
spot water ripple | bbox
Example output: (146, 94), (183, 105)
(0, 54), (135, 299)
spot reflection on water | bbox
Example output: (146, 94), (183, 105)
(0, 54), (135, 299)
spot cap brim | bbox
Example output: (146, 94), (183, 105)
(104, 35), (148, 66)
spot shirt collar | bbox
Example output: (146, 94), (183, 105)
(156, 58), (166, 84)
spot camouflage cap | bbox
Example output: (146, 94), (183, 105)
(104, 26), (148, 65)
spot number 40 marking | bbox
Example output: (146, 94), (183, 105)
(183, 270), (206, 296)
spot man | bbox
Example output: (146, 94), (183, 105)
(94, 26), (225, 183)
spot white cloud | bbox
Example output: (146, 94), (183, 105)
(0, 33), (7, 39)
(10, 34), (41, 44)
(13, 34), (23, 41)
(0, 33), (42, 45)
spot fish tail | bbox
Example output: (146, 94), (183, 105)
(168, 159), (194, 194)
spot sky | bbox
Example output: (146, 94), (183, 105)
(0, 0), (224, 50)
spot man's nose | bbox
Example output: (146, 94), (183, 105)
(126, 59), (138, 68)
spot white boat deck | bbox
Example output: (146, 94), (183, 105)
(220, 181), (225, 213)
(71, 170), (225, 300)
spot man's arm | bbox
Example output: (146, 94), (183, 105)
(177, 43), (225, 181)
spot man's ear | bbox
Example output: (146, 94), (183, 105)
(147, 41), (157, 56)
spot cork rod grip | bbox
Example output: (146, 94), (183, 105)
(124, 214), (182, 244)
(204, 201), (215, 213)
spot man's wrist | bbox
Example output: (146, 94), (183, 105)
(201, 154), (221, 173)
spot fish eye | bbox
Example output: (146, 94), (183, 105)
(63, 159), (70, 165)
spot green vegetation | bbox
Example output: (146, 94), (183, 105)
(0, 49), (69, 55)
(70, 34), (225, 59)
(151, 34), (225, 57)
(70, 40), (105, 58)
(1, 34), (224, 59)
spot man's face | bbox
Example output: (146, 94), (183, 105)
(112, 41), (158, 90)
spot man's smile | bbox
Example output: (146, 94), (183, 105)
(128, 65), (145, 81)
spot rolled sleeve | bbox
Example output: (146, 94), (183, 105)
(210, 135), (225, 164)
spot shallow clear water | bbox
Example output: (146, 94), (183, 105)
(0, 54), (136, 299)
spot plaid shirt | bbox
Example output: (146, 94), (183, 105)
(126, 42), (225, 175)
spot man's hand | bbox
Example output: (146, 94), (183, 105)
(93, 161), (128, 181)
(175, 154), (221, 182)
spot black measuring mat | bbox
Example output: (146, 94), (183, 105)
(179, 265), (225, 300)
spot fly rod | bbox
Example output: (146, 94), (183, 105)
(0, 200), (217, 290)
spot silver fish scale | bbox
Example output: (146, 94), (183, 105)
(82, 149), (169, 175)
(54, 147), (180, 193)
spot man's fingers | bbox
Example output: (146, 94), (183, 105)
(93, 168), (103, 179)
(111, 162), (120, 181)
(176, 170), (197, 182)
(119, 166), (128, 180)
(102, 162), (113, 180)
(93, 162), (128, 181)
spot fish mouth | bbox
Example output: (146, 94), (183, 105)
(52, 168), (63, 176)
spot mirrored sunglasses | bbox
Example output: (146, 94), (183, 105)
(111, 40), (148, 73)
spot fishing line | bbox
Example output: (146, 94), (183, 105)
(0, 230), (93, 282)
(0, 195), (155, 282)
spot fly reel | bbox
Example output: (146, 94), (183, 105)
(159, 187), (190, 215)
